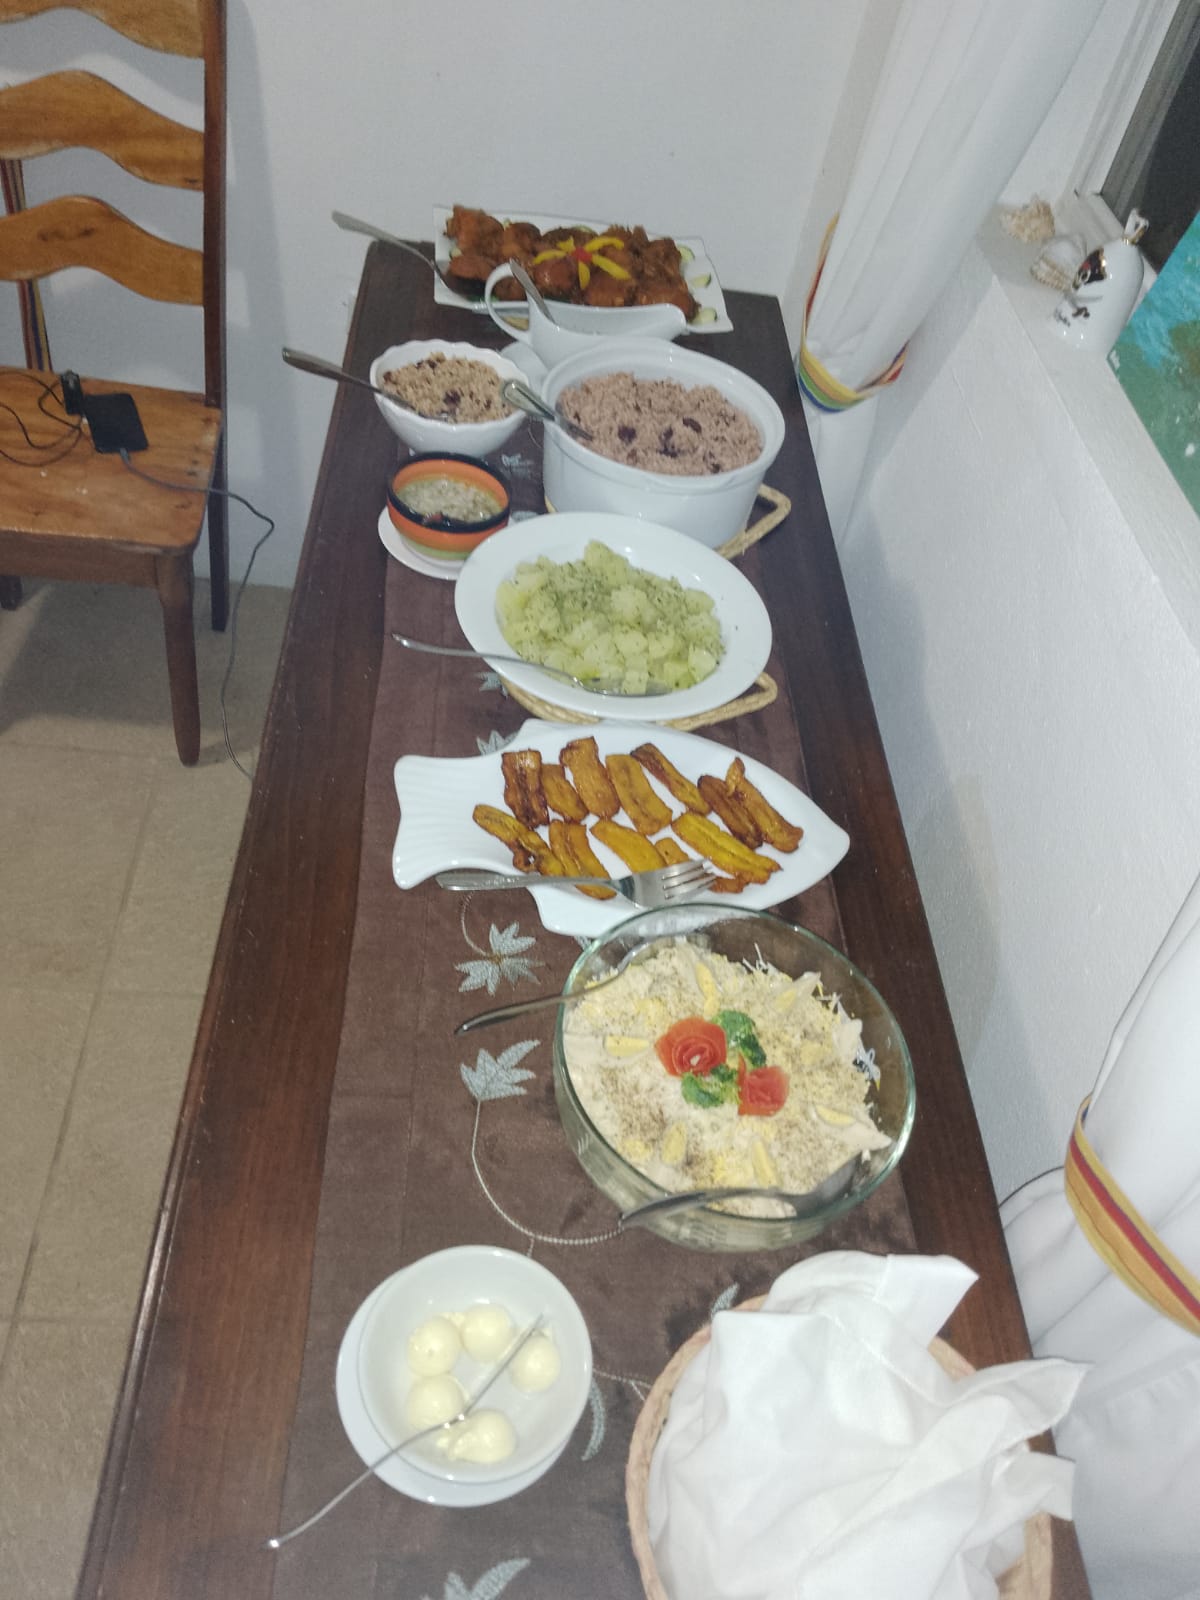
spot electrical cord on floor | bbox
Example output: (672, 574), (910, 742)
(118, 449), (275, 781)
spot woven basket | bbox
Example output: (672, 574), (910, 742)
(507, 487), (791, 730)
(625, 1297), (1053, 1600)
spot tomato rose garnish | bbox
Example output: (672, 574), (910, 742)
(655, 1017), (726, 1078)
(737, 1062), (789, 1117)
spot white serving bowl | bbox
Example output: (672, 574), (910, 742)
(369, 340), (526, 455)
(453, 511), (772, 724)
(540, 340), (785, 549)
(353, 1245), (592, 1499)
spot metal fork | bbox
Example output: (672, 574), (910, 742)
(436, 860), (715, 906)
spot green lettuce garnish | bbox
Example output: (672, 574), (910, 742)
(680, 1063), (739, 1109)
(714, 1008), (765, 1069)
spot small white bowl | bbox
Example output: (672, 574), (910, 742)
(352, 1245), (592, 1501)
(369, 340), (526, 455)
(540, 340), (785, 549)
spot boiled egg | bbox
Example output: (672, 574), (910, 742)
(509, 1332), (561, 1393)
(405, 1373), (465, 1431)
(461, 1302), (514, 1363)
(407, 1314), (462, 1376)
(440, 1408), (516, 1464)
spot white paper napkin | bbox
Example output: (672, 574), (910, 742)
(646, 1253), (1087, 1600)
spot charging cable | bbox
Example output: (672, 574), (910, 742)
(118, 450), (275, 781)
(0, 372), (85, 465)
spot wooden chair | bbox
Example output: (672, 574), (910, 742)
(0, 0), (228, 765)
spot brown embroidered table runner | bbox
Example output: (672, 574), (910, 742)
(270, 438), (917, 1600)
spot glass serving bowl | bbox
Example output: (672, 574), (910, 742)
(552, 903), (916, 1251)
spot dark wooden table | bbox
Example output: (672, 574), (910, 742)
(77, 244), (1091, 1599)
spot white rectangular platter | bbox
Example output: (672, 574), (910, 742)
(432, 206), (733, 333)
(393, 717), (849, 939)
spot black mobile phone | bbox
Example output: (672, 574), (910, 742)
(83, 392), (148, 454)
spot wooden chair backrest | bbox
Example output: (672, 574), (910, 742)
(0, 0), (226, 407)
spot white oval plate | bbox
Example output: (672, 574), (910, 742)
(453, 512), (772, 724)
(392, 717), (850, 939)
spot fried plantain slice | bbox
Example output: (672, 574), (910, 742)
(630, 742), (710, 815)
(501, 749), (549, 830)
(605, 753), (674, 835)
(541, 762), (589, 823)
(653, 836), (694, 867)
(672, 812), (779, 884)
(549, 819), (616, 899)
(725, 758), (805, 852)
(697, 773), (763, 848)
(473, 804), (565, 876)
(708, 873), (751, 893)
(561, 736), (620, 819)
(656, 834), (746, 894)
(591, 818), (666, 875)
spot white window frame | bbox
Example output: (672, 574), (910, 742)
(1060, 0), (1181, 248)
(987, 0), (1200, 651)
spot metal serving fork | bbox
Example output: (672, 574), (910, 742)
(436, 859), (715, 906)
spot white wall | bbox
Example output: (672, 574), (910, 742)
(1, 0), (884, 587)
(837, 235), (1200, 1201)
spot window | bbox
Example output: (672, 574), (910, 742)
(1101, 0), (1200, 269)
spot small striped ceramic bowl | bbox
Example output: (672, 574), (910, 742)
(386, 453), (511, 561)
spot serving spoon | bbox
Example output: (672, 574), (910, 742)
(454, 939), (678, 1035)
(508, 257), (559, 324)
(500, 379), (594, 442)
(265, 1315), (545, 1547)
(281, 347), (455, 420)
(618, 1157), (864, 1230)
(391, 634), (667, 698)
(332, 210), (485, 299)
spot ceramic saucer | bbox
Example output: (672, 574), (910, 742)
(377, 507), (463, 582)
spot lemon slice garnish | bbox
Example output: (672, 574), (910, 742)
(814, 1104), (854, 1126)
(660, 1122), (688, 1167)
(751, 1141), (780, 1186)
(604, 1034), (650, 1058)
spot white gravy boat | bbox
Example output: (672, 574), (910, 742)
(484, 261), (686, 367)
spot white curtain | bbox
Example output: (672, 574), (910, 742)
(799, 0), (1104, 537)
(1002, 872), (1200, 1600)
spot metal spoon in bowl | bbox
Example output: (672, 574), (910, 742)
(508, 257), (559, 324)
(618, 1157), (864, 1231)
(281, 347), (455, 421)
(332, 210), (486, 300)
(454, 939), (678, 1036)
(265, 1315), (545, 1547)
(500, 379), (594, 442)
(391, 634), (666, 697)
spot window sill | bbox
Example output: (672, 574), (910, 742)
(977, 208), (1199, 654)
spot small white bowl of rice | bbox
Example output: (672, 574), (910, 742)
(539, 340), (785, 549)
(369, 339), (526, 455)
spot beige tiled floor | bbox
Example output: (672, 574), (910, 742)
(0, 576), (290, 1598)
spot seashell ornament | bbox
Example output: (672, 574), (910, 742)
(1000, 197), (1056, 243)
(1031, 234), (1087, 292)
